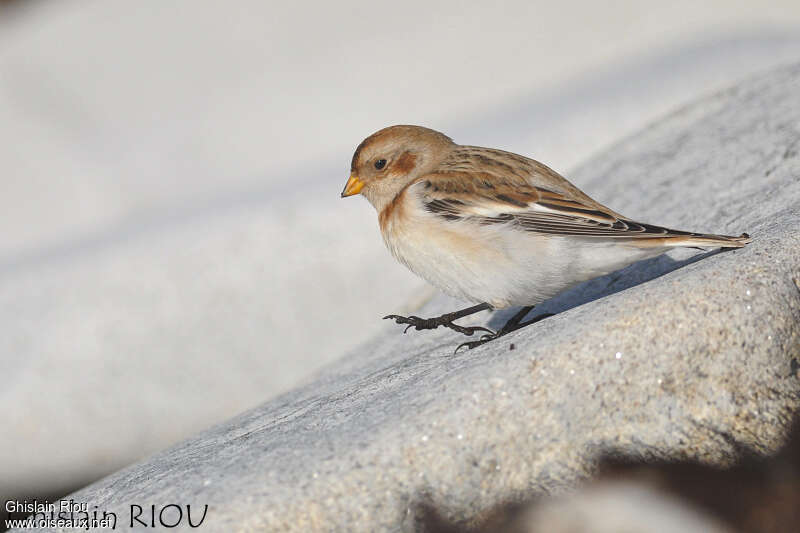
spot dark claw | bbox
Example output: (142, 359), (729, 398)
(385, 314), (431, 332)
(383, 312), (492, 337)
(454, 334), (498, 353)
(451, 325), (494, 336)
(383, 314), (411, 322)
(385, 305), (553, 352)
(455, 339), (486, 353)
(453, 312), (553, 352)
(453, 326), (523, 352)
(454, 342), (471, 354)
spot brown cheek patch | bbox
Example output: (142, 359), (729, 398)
(392, 151), (417, 175)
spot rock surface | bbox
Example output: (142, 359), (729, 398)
(20, 64), (800, 532)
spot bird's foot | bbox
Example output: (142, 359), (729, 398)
(383, 313), (493, 337)
(454, 312), (555, 352)
(455, 332), (500, 353)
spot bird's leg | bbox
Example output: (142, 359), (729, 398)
(383, 302), (494, 337)
(456, 306), (553, 352)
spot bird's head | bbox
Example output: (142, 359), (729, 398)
(341, 125), (454, 212)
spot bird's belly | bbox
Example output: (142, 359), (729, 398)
(382, 217), (566, 308)
(382, 213), (666, 308)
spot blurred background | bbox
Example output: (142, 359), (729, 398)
(2, 0), (800, 518)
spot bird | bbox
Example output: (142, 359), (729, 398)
(341, 125), (750, 350)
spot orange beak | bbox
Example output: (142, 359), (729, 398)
(340, 174), (365, 198)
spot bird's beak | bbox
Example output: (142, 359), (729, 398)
(341, 174), (365, 198)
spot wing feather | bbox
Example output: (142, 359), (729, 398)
(412, 158), (697, 239)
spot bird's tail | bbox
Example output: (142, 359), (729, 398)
(633, 229), (751, 249)
(672, 232), (751, 248)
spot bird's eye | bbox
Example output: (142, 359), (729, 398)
(374, 159), (387, 170)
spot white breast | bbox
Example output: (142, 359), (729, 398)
(379, 193), (664, 308)
(380, 192), (566, 308)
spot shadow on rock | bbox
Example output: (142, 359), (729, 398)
(487, 248), (725, 331)
(413, 413), (800, 533)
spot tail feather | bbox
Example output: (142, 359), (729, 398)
(635, 230), (751, 249)
(676, 232), (751, 248)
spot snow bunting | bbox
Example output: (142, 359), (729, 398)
(341, 125), (750, 349)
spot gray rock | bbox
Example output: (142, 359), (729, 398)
(20, 63), (800, 532)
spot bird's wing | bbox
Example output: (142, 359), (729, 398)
(410, 168), (693, 239)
